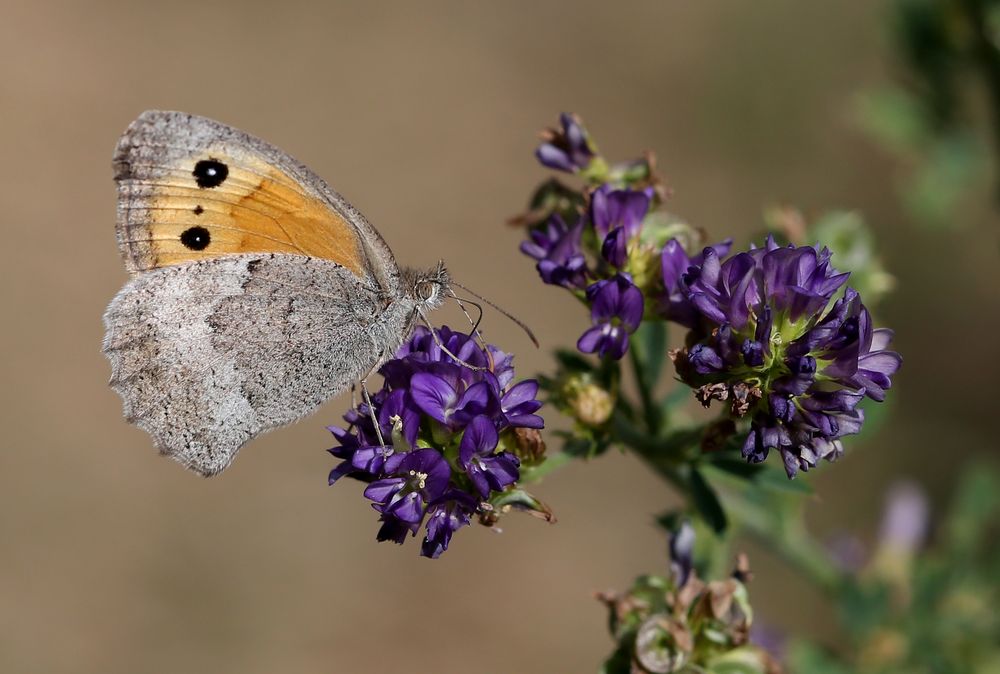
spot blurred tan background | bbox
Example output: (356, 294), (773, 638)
(1, 1), (997, 673)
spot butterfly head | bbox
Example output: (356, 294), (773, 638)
(406, 261), (451, 310)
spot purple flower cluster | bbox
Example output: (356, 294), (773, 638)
(521, 113), (663, 361)
(328, 326), (544, 558)
(665, 235), (901, 477)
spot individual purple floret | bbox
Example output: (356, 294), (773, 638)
(536, 112), (597, 173)
(328, 326), (545, 557)
(364, 448), (451, 525)
(422, 492), (478, 559)
(669, 236), (901, 477)
(519, 214), (589, 288)
(659, 237), (734, 328)
(459, 415), (521, 497)
(577, 274), (645, 360)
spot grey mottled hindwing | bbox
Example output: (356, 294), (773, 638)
(103, 254), (414, 476)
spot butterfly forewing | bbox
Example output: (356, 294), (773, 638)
(113, 110), (398, 290)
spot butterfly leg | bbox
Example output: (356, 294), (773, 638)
(359, 379), (386, 448)
(359, 346), (387, 448)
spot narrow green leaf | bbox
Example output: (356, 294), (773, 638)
(707, 456), (763, 480)
(633, 321), (667, 395)
(753, 465), (815, 495)
(553, 348), (594, 373)
(690, 468), (728, 533)
(628, 321), (668, 434)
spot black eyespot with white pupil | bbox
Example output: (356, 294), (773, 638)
(193, 159), (228, 188)
(180, 226), (211, 251)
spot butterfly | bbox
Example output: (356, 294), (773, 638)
(103, 111), (451, 477)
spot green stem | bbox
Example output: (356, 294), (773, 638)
(629, 339), (661, 435)
(519, 451), (575, 484)
(638, 436), (845, 593)
(725, 490), (845, 595)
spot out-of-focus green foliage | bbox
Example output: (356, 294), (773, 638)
(786, 462), (1000, 674)
(855, 0), (1000, 225)
(765, 207), (896, 310)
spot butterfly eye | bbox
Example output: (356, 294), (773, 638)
(416, 281), (436, 302)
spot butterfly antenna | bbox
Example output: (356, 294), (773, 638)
(447, 291), (496, 371)
(449, 280), (539, 347)
(416, 307), (490, 372)
(451, 293), (485, 336)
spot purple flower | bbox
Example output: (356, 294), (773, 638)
(669, 521), (696, 587)
(536, 112), (597, 173)
(460, 415), (521, 497)
(878, 481), (929, 554)
(577, 274), (645, 359)
(364, 448), (451, 524)
(669, 236), (900, 477)
(500, 380), (544, 429)
(519, 214), (588, 288)
(589, 185), (653, 269)
(422, 492), (477, 559)
(328, 325), (545, 557)
(659, 237), (733, 328)
(411, 372), (497, 429)
(590, 185), (651, 239)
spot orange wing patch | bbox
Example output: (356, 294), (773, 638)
(118, 152), (365, 275)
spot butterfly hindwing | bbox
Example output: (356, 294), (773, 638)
(103, 254), (415, 475)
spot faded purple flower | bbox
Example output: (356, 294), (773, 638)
(879, 481), (929, 553)
(669, 521), (696, 587)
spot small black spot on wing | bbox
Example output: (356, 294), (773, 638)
(193, 205), (204, 215)
(180, 226), (211, 250)
(193, 159), (228, 188)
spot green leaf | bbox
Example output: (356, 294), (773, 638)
(488, 488), (557, 523)
(660, 382), (693, 416)
(701, 461), (813, 496)
(690, 468), (728, 533)
(853, 87), (928, 154)
(629, 321), (668, 434)
(752, 465), (814, 495)
(704, 647), (770, 674)
(785, 641), (854, 674)
(610, 410), (659, 454)
(654, 509), (684, 533)
(946, 460), (1000, 555)
(706, 456), (763, 481)
(561, 433), (602, 458)
(599, 643), (633, 674)
(632, 321), (667, 395)
(553, 348), (595, 374)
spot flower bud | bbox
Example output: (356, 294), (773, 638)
(567, 380), (615, 427)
